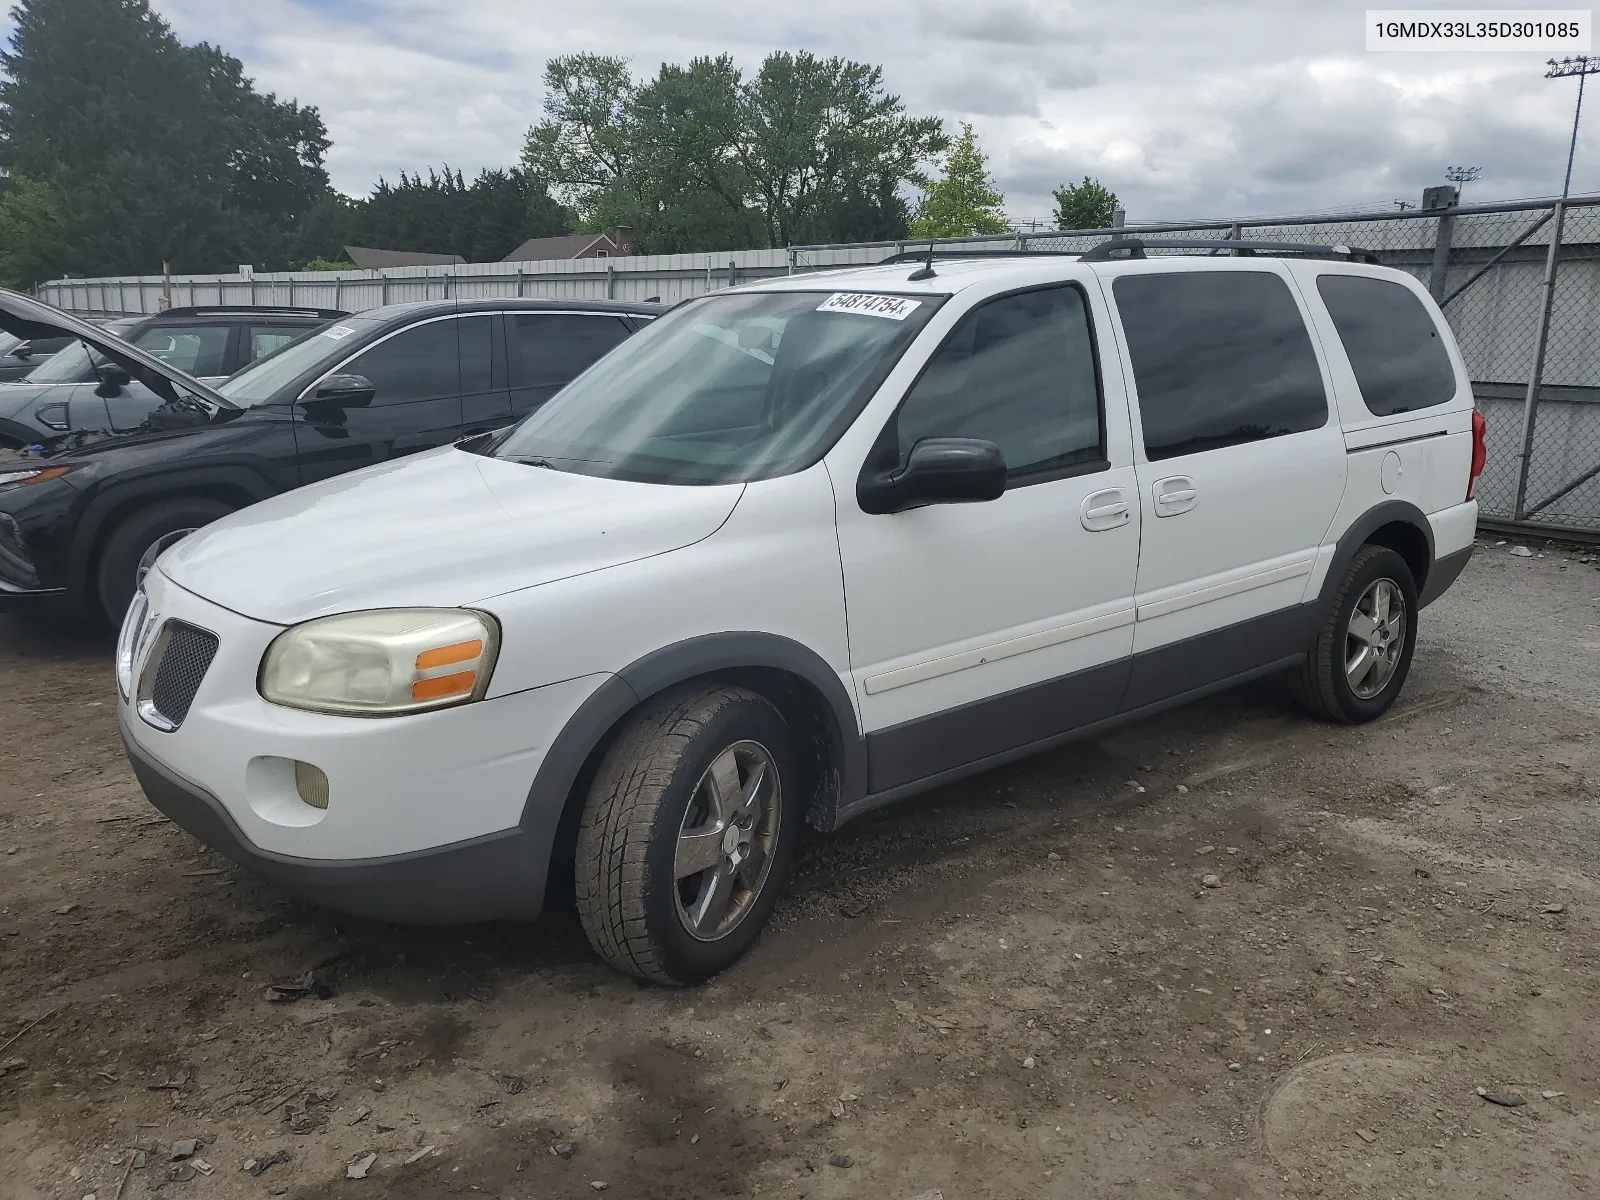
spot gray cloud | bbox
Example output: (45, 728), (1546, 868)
(132, 0), (1600, 226)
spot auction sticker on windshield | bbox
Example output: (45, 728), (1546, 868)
(321, 325), (357, 340)
(817, 293), (922, 320)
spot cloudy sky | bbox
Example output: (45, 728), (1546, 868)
(60, 1), (1600, 221)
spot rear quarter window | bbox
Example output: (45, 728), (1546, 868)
(1113, 271), (1328, 461)
(1316, 274), (1457, 416)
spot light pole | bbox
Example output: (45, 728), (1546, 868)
(1445, 165), (1481, 204)
(1514, 57), (1600, 519)
(1546, 56), (1600, 197)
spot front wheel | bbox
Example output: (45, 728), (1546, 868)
(95, 497), (233, 626)
(575, 684), (800, 984)
(1294, 544), (1418, 723)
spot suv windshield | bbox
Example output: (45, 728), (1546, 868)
(491, 290), (939, 484)
(217, 318), (370, 407)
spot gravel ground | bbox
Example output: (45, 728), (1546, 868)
(1, 536), (1598, 1199)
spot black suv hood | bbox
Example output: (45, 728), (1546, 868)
(0, 289), (233, 414)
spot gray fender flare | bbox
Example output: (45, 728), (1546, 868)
(517, 631), (867, 839)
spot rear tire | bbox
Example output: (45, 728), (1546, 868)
(95, 497), (233, 626)
(1294, 544), (1418, 724)
(575, 684), (800, 985)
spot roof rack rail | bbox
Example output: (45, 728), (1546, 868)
(1078, 237), (1382, 264)
(877, 239), (1382, 267)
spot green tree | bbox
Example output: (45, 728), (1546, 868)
(909, 123), (1007, 239)
(1052, 177), (1119, 230)
(525, 50), (944, 253)
(0, 0), (330, 285)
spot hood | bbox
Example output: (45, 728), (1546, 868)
(158, 446), (745, 623)
(0, 289), (231, 413)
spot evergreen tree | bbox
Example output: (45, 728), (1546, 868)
(909, 124), (1007, 239)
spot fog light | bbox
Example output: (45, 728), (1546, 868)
(294, 761), (329, 810)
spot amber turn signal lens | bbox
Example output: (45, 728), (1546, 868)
(411, 670), (477, 702)
(415, 639), (483, 670)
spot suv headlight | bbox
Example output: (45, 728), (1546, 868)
(259, 609), (500, 716)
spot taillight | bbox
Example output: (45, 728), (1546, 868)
(1467, 409), (1487, 500)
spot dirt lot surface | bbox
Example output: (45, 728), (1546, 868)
(3, 538), (1599, 1200)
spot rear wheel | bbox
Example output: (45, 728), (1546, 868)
(575, 684), (800, 984)
(95, 497), (233, 625)
(1294, 544), (1417, 723)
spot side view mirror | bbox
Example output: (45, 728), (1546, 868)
(307, 374), (375, 408)
(95, 362), (132, 396)
(857, 437), (1007, 515)
(12, 342), (34, 360)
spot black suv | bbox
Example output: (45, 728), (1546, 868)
(0, 292), (661, 623)
(0, 306), (347, 449)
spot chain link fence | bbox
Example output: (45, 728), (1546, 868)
(37, 196), (1600, 537)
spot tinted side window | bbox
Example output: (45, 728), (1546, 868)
(248, 326), (301, 363)
(890, 285), (1103, 481)
(346, 319), (459, 405)
(1115, 272), (1327, 461)
(134, 325), (230, 376)
(512, 315), (631, 386)
(459, 315), (493, 393)
(1317, 275), (1456, 416)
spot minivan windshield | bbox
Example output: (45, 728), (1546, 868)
(217, 318), (372, 407)
(491, 290), (939, 485)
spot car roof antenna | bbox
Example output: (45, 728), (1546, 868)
(906, 239), (938, 281)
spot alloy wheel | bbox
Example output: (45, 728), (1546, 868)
(673, 740), (781, 942)
(1345, 576), (1406, 700)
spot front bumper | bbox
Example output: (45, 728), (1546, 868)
(117, 569), (607, 924)
(121, 714), (548, 924)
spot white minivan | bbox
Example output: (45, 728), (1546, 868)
(118, 239), (1486, 983)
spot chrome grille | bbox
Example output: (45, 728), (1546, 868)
(138, 621), (218, 731)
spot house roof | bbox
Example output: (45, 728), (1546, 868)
(500, 233), (616, 262)
(344, 246), (466, 269)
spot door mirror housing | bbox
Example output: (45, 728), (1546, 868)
(307, 374), (375, 408)
(12, 341), (34, 360)
(857, 437), (1007, 515)
(95, 362), (132, 396)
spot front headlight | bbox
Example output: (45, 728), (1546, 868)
(259, 609), (500, 716)
(0, 465), (76, 488)
(116, 589), (149, 700)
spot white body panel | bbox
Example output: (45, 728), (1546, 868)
(130, 565), (608, 859)
(1093, 259), (1350, 654)
(825, 270), (1141, 733)
(159, 447), (744, 624)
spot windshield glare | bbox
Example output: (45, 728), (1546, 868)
(217, 318), (369, 406)
(0, 333), (20, 356)
(491, 290), (938, 484)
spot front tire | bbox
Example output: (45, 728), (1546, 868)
(95, 497), (233, 626)
(1294, 544), (1418, 723)
(575, 684), (800, 984)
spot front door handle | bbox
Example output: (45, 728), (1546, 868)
(1152, 476), (1197, 517)
(1080, 488), (1131, 532)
